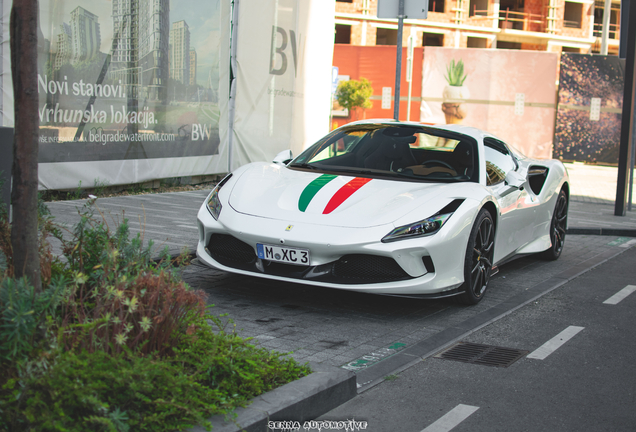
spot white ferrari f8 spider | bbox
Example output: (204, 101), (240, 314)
(196, 121), (569, 304)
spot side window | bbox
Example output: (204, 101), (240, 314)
(484, 139), (516, 186)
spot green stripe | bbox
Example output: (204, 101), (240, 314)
(298, 174), (337, 212)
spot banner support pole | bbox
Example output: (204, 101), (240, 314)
(228, 0), (240, 173)
(615, 0), (636, 215)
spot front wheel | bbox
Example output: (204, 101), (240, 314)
(456, 209), (495, 305)
(540, 189), (568, 261)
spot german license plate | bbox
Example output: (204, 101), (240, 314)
(256, 243), (310, 266)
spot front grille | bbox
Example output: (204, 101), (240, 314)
(333, 254), (411, 283)
(204, 238), (414, 285)
(208, 234), (255, 265)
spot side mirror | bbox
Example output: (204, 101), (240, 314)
(504, 170), (525, 190)
(273, 149), (293, 165)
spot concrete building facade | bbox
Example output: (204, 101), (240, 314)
(335, 0), (621, 54)
(169, 20), (191, 85)
(189, 49), (197, 86)
(69, 7), (101, 64)
(109, 0), (170, 101)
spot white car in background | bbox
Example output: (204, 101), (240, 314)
(196, 120), (569, 304)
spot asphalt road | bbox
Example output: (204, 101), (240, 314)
(313, 246), (636, 432)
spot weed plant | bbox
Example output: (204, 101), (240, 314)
(0, 198), (310, 431)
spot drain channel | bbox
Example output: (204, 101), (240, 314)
(435, 342), (528, 368)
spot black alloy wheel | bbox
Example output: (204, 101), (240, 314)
(457, 209), (495, 305)
(540, 189), (568, 261)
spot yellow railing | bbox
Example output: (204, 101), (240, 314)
(593, 22), (620, 39)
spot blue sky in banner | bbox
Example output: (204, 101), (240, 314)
(170, 0), (221, 87)
(38, 0), (221, 87)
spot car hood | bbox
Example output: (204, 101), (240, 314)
(227, 163), (464, 228)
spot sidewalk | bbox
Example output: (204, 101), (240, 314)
(565, 163), (636, 236)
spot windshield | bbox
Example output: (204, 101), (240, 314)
(289, 124), (478, 183)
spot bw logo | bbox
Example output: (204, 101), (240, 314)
(270, 26), (301, 77)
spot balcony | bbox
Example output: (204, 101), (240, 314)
(592, 22), (620, 40)
(498, 9), (545, 32)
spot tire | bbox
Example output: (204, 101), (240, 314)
(456, 209), (495, 305)
(540, 189), (568, 261)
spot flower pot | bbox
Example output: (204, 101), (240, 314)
(442, 85), (470, 124)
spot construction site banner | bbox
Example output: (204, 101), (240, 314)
(2, 0), (227, 190)
(553, 53), (624, 164)
(420, 47), (558, 159)
(230, 0), (335, 168)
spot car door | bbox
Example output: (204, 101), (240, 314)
(484, 138), (536, 262)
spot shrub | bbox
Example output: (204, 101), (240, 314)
(2, 317), (310, 432)
(54, 199), (206, 357)
(0, 276), (66, 366)
(58, 201), (170, 284)
(0, 192), (59, 285)
(59, 270), (207, 357)
(0, 198), (310, 432)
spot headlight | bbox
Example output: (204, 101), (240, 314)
(381, 199), (464, 243)
(382, 213), (452, 243)
(206, 174), (232, 220)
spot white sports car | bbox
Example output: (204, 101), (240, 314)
(196, 120), (569, 304)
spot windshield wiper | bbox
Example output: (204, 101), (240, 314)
(289, 162), (319, 170)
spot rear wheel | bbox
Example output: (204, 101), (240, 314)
(540, 189), (568, 261)
(456, 209), (495, 305)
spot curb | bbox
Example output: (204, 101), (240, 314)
(186, 363), (357, 432)
(567, 227), (636, 237)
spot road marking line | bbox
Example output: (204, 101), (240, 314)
(527, 326), (584, 360)
(619, 239), (636, 248)
(341, 343), (407, 371)
(603, 285), (636, 305)
(421, 404), (479, 432)
(177, 225), (198, 230)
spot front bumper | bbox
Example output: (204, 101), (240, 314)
(196, 202), (477, 296)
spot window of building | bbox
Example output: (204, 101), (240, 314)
(429, 0), (445, 13)
(496, 41), (522, 50)
(562, 46), (580, 53)
(564, 2), (583, 28)
(335, 24), (351, 44)
(422, 33), (444, 46)
(469, 0), (488, 16)
(593, 0), (620, 38)
(467, 37), (488, 48)
(376, 28), (398, 45)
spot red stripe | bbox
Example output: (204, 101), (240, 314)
(323, 177), (372, 214)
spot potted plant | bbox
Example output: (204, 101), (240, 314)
(442, 59), (469, 124)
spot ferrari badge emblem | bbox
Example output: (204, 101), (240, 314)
(285, 225), (293, 231)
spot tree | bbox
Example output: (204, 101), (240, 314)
(335, 78), (373, 121)
(10, 0), (41, 292)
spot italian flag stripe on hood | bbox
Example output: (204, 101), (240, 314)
(299, 174), (372, 214)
